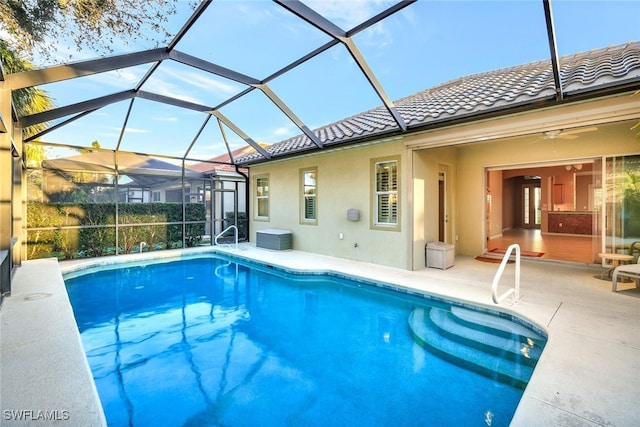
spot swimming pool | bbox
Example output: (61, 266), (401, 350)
(65, 253), (546, 427)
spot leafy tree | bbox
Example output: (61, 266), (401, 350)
(0, 0), (192, 61)
(0, 39), (52, 168)
(0, 40), (52, 133)
(80, 140), (101, 154)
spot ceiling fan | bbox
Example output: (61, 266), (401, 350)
(542, 127), (598, 140)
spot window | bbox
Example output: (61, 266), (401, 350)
(255, 175), (269, 220)
(300, 168), (317, 224)
(372, 158), (399, 229)
(152, 191), (161, 202)
(164, 186), (191, 203)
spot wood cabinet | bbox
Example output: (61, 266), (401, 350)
(547, 212), (594, 235)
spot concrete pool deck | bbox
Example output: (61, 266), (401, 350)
(1, 244), (639, 426)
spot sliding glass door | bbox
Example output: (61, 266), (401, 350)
(600, 155), (640, 263)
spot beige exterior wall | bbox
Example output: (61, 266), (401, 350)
(249, 138), (412, 269)
(411, 147), (456, 269)
(249, 93), (640, 271)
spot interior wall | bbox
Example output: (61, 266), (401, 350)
(553, 172), (575, 211)
(575, 173), (592, 211)
(502, 177), (517, 229)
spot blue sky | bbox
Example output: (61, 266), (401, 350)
(31, 0), (640, 163)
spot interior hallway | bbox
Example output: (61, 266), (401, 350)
(487, 228), (599, 264)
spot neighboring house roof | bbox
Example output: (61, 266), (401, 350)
(236, 41), (640, 165)
(191, 144), (265, 174)
(43, 151), (204, 187)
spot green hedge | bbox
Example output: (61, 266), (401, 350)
(224, 211), (248, 239)
(26, 202), (206, 260)
(624, 192), (640, 237)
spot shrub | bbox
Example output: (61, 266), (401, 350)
(26, 202), (206, 259)
(224, 211), (248, 240)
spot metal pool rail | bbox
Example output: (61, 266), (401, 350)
(215, 225), (238, 251)
(491, 243), (521, 304)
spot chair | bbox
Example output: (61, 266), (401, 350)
(612, 257), (640, 292)
(628, 241), (640, 263)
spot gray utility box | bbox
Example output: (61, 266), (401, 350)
(256, 229), (293, 250)
(426, 241), (455, 269)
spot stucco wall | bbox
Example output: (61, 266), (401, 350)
(248, 138), (412, 269)
(411, 147), (456, 269)
(247, 107), (638, 270)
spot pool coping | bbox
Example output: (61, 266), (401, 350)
(2, 244), (639, 426)
(1, 258), (106, 426)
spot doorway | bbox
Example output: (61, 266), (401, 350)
(486, 162), (599, 263)
(438, 167), (448, 242)
(212, 187), (238, 241)
(522, 184), (541, 229)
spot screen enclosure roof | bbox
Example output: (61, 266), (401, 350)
(2, 0), (639, 169)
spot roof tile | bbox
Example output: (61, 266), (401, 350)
(237, 42), (640, 164)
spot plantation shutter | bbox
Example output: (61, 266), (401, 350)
(375, 161), (397, 224)
(302, 170), (317, 221)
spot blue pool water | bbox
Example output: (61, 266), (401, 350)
(65, 254), (546, 427)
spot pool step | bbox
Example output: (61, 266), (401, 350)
(450, 306), (545, 346)
(408, 307), (545, 389)
(436, 307), (544, 365)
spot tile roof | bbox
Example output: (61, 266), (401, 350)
(42, 151), (205, 187)
(43, 151), (201, 177)
(190, 144), (264, 173)
(236, 41), (640, 165)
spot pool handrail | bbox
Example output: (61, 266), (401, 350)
(491, 243), (521, 304)
(215, 225), (238, 251)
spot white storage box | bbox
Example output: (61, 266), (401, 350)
(426, 241), (455, 269)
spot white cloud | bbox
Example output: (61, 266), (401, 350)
(142, 67), (240, 105)
(298, 0), (400, 60)
(153, 116), (179, 123)
(104, 68), (144, 86)
(303, 0), (395, 31)
(121, 127), (150, 134)
(254, 124), (296, 143)
(142, 76), (203, 105)
(161, 66), (239, 94)
(273, 126), (292, 137)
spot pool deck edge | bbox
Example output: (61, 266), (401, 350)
(1, 258), (106, 427)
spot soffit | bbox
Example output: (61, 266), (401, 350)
(403, 93), (640, 149)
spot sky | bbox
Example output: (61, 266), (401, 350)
(23, 0), (640, 164)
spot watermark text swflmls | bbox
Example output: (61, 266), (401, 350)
(3, 409), (70, 421)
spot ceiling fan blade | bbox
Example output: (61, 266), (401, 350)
(563, 126), (598, 135)
(542, 130), (562, 139)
